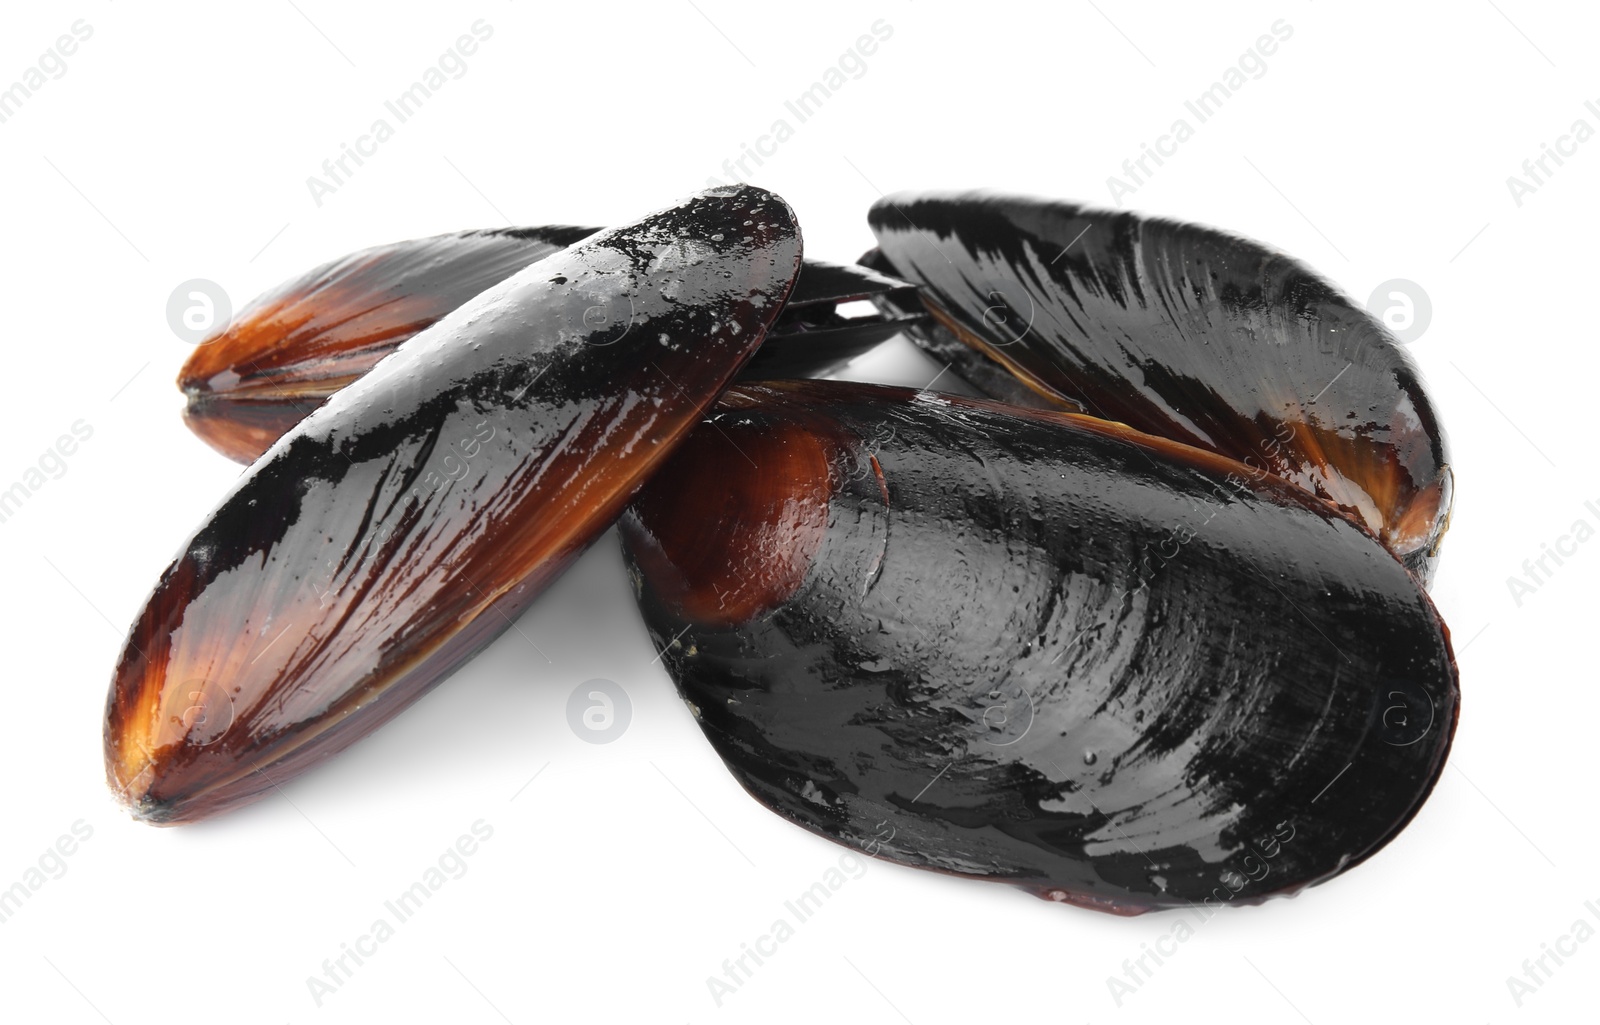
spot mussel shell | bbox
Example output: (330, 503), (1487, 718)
(865, 192), (1453, 583)
(106, 186), (802, 823)
(740, 259), (923, 380)
(620, 379), (1458, 913)
(180, 225), (595, 462)
(179, 227), (917, 462)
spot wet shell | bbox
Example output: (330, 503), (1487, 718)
(105, 186), (802, 823)
(864, 192), (1453, 582)
(180, 227), (918, 462)
(620, 379), (1458, 913)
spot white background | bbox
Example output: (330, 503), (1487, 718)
(0, 1), (1594, 1022)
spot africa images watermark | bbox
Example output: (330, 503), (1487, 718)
(705, 850), (869, 1007)
(0, 19), (94, 126)
(1104, 819), (1297, 1007)
(704, 19), (894, 186)
(306, 818), (495, 1007)
(0, 819), (94, 926)
(306, 20), (496, 207)
(1505, 897), (1600, 1008)
(1504, 496), (1600, 607)
(0, 420), (95, 527)
(1505, 99), (1600, 207)
(1106, 19), (1294, 203)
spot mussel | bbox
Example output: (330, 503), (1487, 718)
(620, 379), (1459, 913)
(863, 192), (1453, 582)
(106, 186), (802, 822)
(108, 187), (1460, 919)
(179, 225), (921, 462)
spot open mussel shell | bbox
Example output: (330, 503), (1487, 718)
(619, 379), (1458, 914)
(106, 186), (802, 823)
(741, 258), (924, 380)
(864, 192), (1453, 583)
(180, 226), (918, 462)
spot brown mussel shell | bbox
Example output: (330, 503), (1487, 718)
(106, 186), (802, 823)
(179, 227), (919, 462)
(178, 225), (594, 462)
(620, 379), (1458, 914)
(863, 192), (1453, 583)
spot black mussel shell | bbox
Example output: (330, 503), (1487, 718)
(620, 379), (1458, 914)
(107, 186), (802, 823)
(864, 192), (1453, 583)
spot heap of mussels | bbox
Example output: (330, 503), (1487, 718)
(105, 186), (1458, 915)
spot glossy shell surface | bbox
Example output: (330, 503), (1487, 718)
(107, 187), (802, 822)
(866, 192), (1453, 581)
(180, 228), (914, 462)
(621, 379), (1458, 912)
